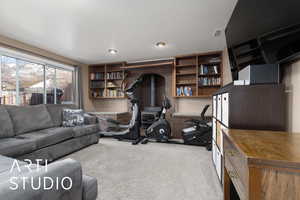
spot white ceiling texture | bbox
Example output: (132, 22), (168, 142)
(0, 0), (238, 64)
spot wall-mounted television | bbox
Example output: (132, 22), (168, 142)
(225, 0), (300, 80)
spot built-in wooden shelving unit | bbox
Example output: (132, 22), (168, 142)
(89, 62), (126, 99)
(173, 51), (223, 98)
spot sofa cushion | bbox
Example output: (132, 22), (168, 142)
(0, 138), (36, 157)
(0, 106), (15, 138)
(82, 175), (98, 200)
(46, 104), (77, 127)
(6, 105), (54, 135)
(73, 124), (99, 138)
(20, 127), (74, 149)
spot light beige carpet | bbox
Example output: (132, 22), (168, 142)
(65, 138), (223, 200)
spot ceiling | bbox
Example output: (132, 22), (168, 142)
(0, 0), (237, 64)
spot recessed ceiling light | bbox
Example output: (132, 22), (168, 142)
(108, 49), (118, 54)
(156, 42), (166, 48)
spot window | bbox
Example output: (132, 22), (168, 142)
(56, 68), (74, 104)
(0, 56), (17, 105)
(18, 60), (44, 105)
(0, 51), (76, 106)
(45, 66), (56, 104)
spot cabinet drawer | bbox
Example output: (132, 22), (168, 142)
(212, 140), (216, 166)
(212, 141), (222, 182)
(213, 96), (217, 118)
(222, 93), (229, 127)
(217, 94), (222, 121)
(225, 159), (248, 200)
(215, 144), (222, 182)
(223, 134), (248, 187)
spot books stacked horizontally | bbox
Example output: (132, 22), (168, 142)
(90, 72), (105, 80)
(199, 65), (219, 75)
(176, 86), (193, 96)
(199, 77), (221, 86)
(107, 89), (123, 97)
(106, 72), (123, 80)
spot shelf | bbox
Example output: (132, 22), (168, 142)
(176, 82), (196, 86)
(122, 61), (173, 69)
(107, 86), (121, 88)
(175, 64), (196, 68)
(92, 96), (126, 99)
(107, 69), (124, 72)
(198, 62), (221, 65)
(174, 95), (211, 98)
(176, 72), (196, 76)
(91, 79), (105, 81)
(90, 87), (105, 89)
(198, 73), (220, 77)
(198, 85), (221, 88)
(107, 78), (123, 81)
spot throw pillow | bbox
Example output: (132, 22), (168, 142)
(62, 109), (85, 127)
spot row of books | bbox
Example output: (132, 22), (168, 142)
(107, 89), (124, 97)
(176, 86), (193, 96)
(107, 72), (123, 80)
(90, 81), (105, 88)
(91, 90), (105, 98)
(198, 77), (221, 86)
(90, 72), (105, 80)
(90, 72), (123, 80)
(199, 65), (219, 75)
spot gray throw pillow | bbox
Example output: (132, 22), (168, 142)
(62, 109), (85, 127)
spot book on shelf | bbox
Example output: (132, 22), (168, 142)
(106, 72), (123, 80)
(90, 81), (105, 88)
(107, 89), (124, 97)
(90, 72), (105, 80)
(198, 77), (221, 86)
(176, 86), (193, 96)
(199, 65), (219, 75)
(91, 89), (105, 98)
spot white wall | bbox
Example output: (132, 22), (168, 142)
(283, 60), (300, 132)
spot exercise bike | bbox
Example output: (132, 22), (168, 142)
(97, 75), (144, 145)
(181, 105), (212, 150)
(140, 97), (212, 150)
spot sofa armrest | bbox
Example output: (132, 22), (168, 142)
(82, 175), (98, 200)
(0, 158), (83, 200)
(84, 114), (98, 125)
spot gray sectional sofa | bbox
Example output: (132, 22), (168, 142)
(0, 104), (99, 200)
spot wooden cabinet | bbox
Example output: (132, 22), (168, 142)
(213, 84), (286, 131)
(223, 129), (300, 200)
(173, 51), (223, 98)
(212, 84), (286, 185)
(89, 62), (127, 99)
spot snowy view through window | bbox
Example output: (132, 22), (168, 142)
(0, 56), (74, 105)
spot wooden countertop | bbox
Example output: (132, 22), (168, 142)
(223, 129), (300, 169)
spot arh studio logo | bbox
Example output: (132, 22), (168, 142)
(9, 159), (73, 191)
